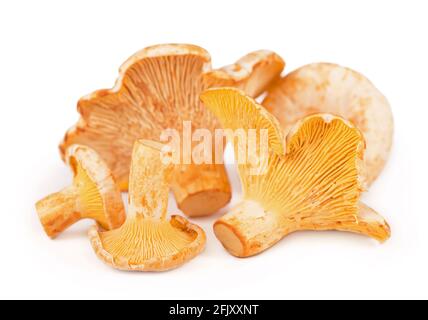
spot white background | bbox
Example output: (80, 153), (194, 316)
(0, 0), (427, 300)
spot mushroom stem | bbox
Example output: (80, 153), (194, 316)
(214, 200), (288, 257)
(173, 163), (231, 217)
(36, 185), (81, 238)
(127, 140), (173, 220)
(214, 200), (391, 258)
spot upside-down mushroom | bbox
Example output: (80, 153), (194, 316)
(263, 63), (393, 186)
(36, 145), (125, 239)
(89, 140), (206, 271)
(201, 88), (390, 258)
(60, 44), (285, 217)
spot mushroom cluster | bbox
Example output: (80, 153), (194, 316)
(36, 43), (393, 271)
(60, 44), (285, 217)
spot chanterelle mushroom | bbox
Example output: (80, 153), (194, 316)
(89, 140), (206, 271)
(36, 145), (125, 239)
(60, 44), (285, 217)
(263, 63), (393, 186)
(201, 88), (391, 258)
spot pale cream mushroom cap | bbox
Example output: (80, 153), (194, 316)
(263, 63), (393, 186)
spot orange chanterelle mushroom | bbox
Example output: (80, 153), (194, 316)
(89, 140), (206, 271)
(263, 63), (393, 186)
(201, 88), (390, 258)
(60, 44), (285, 217)
(36, 145), (125, 238)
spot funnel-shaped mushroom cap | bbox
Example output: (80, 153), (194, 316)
(36, 145), (125, 238)
(263, 63), (393, 186)
(89, 140), (206, 271)
(201, 88), (390, 258)
(60, 44), (285, 217)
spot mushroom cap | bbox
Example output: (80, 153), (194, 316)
(200, 87), (285, 155)
(60, 44), (285, 191)
(204, 50), (285, 97)
(263, 63), (393, 186)
(60, 44), (211, 191)
(66, 145), (125, 230)
(284, 113), (366, 194)
(89, 215), (206, 272)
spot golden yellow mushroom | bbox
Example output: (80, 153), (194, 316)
(201, 88), (390, 258)
(89, 140), (206, 271)
(263, 63), (393, 186)
(60, 44), (285, 217)
(36, 145), (125, 239)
